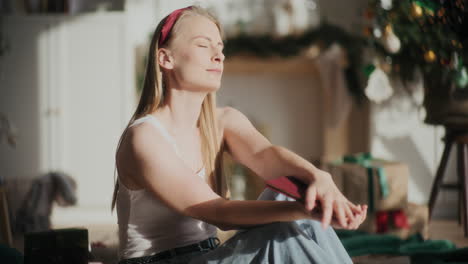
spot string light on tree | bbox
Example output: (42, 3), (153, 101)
(382, 24), (401, 53)
(424, 50), (437, 63)
(380, 0), (393, 10)
(411, 2), (423, 17)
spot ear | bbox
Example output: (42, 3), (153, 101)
(157, 48), (174, 70)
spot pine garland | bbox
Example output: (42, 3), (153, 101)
(224, 22), (368, 102)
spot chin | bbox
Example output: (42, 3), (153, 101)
(200, 81), (221, 92)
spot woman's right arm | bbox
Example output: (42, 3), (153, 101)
(117, 123), (316, 231)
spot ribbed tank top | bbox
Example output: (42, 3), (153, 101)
(117, 114), (217, 259)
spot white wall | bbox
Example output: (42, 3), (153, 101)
(218, 74), (323, 160)
(370, 79), (457, 217)
(1, 14), (136, 226)
(0, 18), (45, 179)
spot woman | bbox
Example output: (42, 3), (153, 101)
(113, 5), (367, 264)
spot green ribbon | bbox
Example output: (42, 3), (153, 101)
(343, 153), (390, 213)
(367, 167), (375, 213)
(413, 0), (439, 12)
(377, 167), (390, 198)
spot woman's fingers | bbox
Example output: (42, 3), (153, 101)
(361, 205), (368, 224)
(343, 202), (355, 226)
(350, 205), (367, 229)
(347, 201), (363, 214)
(320, 195), (334, 229)
(305, 185), (317, 211)
(334, 202), (347, 228)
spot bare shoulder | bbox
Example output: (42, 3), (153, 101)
(216, 106), (248, 129)
(117, 122), (169, 173)
(119, 122), (159, 156)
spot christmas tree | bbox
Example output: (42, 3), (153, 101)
(364, 0), (468, 88)
(364, 0), (468, 125)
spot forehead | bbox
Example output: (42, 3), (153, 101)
(175, 14), (221, 42)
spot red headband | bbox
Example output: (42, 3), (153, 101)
(159, 6), (192, 47)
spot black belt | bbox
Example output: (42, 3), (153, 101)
(119, 237), (220, 264)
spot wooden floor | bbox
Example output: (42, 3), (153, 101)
(429, 219), (468, 247)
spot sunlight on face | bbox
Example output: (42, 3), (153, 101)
(168, 14), (225, 92)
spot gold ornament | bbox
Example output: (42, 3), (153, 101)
(424, 50), (437, 62)
(411, 3), (423, 17)
(385, 24), (393, 34)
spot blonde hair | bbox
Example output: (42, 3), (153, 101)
(111, 6), (227, 211)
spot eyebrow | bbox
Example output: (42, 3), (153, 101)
(192, 35), (224, 47)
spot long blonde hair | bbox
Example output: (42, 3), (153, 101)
(111, 6), (227, 211)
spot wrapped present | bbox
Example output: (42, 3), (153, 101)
(359, 203), (429, 240)
(359, 208), (409, 234)
(390, 202), (429, 240)
(339, 153), (409, 212)
(319, 161), (345, 193)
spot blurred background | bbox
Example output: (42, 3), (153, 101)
(1, 0), (467, 263)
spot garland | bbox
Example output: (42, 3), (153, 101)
(224, 22), (368, 102)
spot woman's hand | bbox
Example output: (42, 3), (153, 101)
(304, 169), (367, 230)
(300, 204), (367, 230)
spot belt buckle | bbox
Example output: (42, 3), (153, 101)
(198, 237), (220, 252)
(197, 241), (211, 252)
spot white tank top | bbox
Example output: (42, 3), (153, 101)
(116, 114), (217, 259)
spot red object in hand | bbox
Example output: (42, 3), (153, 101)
(265, 176), (307, 203)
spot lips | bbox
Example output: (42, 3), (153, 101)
(207, 69), (222, 73)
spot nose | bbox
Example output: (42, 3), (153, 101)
(213, 49), (225, 64)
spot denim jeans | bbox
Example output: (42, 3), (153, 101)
(119, 250), (211, 264)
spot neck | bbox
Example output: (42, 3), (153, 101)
(155, 88), (207, 132)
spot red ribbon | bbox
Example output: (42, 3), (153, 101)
(376, 209), (409, 233)
(159, 6), (193, 47)
(376, 211), (389, 233)
(392, 210), (410, 229)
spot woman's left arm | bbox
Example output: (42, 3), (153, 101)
(220, 107), (366, 229)
(220, 107), (312, 181)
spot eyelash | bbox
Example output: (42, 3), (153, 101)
(197, 44), (224, 52)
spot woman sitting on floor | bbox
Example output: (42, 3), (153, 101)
(112, 5), (367, 264)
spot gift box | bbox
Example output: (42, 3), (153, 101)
(319, 161), (346, 193)
(24, 228), (89, 264)
(338, 153), (409, 213)
(359, 203), (429, 239)
(390, 202), (429, 240)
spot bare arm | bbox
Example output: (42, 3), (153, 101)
(220, 107), (367, 229)
(219, 107), (320, 184)
(117, 122), (322, 231)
